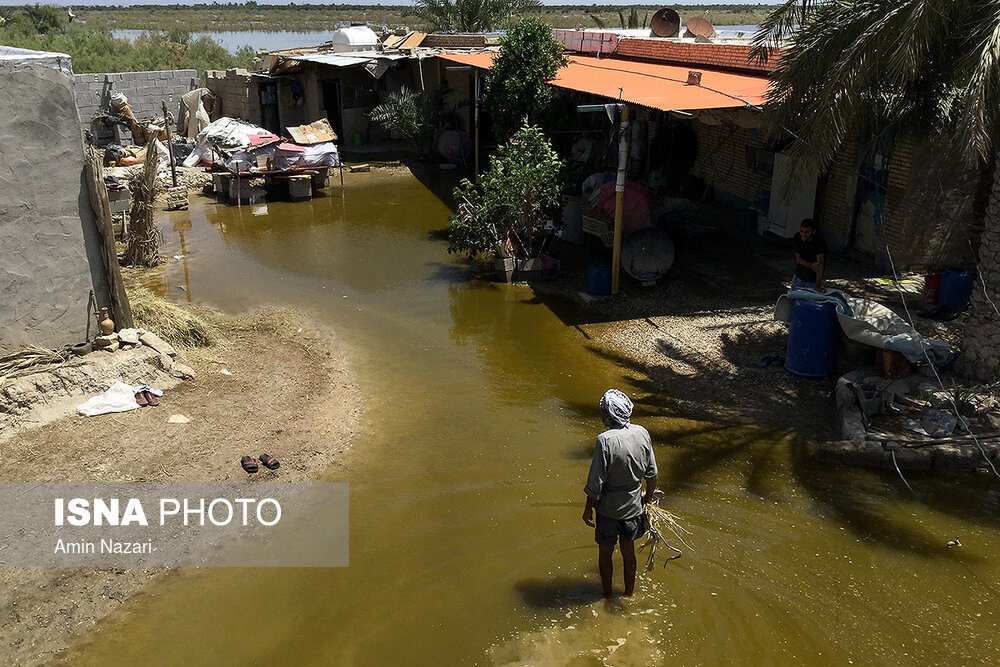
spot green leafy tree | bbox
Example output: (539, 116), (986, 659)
(411, 0), (540, 33)
(752, 0), (1000, 381)
(448, 124), (564, 259)
(484, 17), (568, 142)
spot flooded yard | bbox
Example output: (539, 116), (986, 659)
(68, 168), (1000, 665)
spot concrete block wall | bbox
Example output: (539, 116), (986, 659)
(689, 118), (771, 209)
(74, 69), (198, 142)
(205, 68), (258, 124)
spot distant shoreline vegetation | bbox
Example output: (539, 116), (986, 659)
(75, 3), (773, 33)
(0, 3), (770, 76)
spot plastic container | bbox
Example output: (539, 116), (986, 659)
(587, 265), (611, 295)
(923, 274), (941, 305)
(939, 268), (974, 312)
(785, 300), (838, 378)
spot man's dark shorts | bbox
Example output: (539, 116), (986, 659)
(595, 512), (646, 546)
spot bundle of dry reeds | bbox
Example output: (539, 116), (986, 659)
(125, 146), (162, 267)
(639, 499), (691, 571)
(0, 346), (67, 387)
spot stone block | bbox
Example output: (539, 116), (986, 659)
(118, 328), (140, 345)
(932, 444), (981, 471)
(94, 334), (117, 348)
(885, 446), (933, 471)
(841, 406), (867, 443)
(139, 331), (176, 356)
(170, 362), (197, 379)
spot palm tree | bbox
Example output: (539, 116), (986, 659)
(411, 0), (540, 33)
(752, 0), (1000, 381)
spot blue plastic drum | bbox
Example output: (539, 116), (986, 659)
(938, 268), (974, 313)
(785, 300), (838, 378)
(587, 265), (612, 295)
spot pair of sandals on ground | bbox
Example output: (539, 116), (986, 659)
(241, 454), (280, 473)
(134, 390), (159, 406)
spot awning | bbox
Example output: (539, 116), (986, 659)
(278, 52), (407, 79)
(437, 52), (769, 112)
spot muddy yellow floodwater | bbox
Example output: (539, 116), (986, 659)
(71, 170), (1000, 665)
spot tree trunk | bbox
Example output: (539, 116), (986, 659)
(958, 152), (1000, 382)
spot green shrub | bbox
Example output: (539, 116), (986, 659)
(448, 125), (564, 259)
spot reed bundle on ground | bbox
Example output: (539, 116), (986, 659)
(0, 346), (67, 387)
(125, 147), (162, 267)
(639, 499), (691, 571)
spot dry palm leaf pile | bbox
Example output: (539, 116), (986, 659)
(0, 346), (67, 388)
(639, 497), (692, 571)
(125, 147), (162, 267)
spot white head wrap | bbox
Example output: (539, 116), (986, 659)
(600, 389), (633, 427)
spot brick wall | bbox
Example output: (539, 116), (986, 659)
(879, 135), (978, 270)
(814, 133), (976, 270)
(689, 117), (771, 208)
(615, 39), (776, 75)
(74, 69), (198, 142)
(814, 134), (860, 253)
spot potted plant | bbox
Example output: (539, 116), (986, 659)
(448, 124), (564, 281)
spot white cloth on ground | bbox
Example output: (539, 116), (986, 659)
(77, 382), (140, 417)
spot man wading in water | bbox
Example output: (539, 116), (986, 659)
(583, 389), (658, 598)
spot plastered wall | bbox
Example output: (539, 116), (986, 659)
(1, 58), (109, 352)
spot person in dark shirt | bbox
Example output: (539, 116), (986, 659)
(792, 218), (826, 291)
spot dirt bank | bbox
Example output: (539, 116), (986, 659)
(0, 310), (359, 665)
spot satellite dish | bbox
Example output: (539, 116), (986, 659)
(686, 16), (715, 39)
(650, 8), (680, 38)
(621, 227), (675, 281)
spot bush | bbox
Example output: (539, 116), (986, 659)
(448, 125), (564, 259)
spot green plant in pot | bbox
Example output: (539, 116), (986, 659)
(447, 124), (564, 280)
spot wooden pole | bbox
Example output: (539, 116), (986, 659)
(84, 146), (134, 330)
(611, 104), (630, 295)
(474, 70), (480, 180)
(161, 99), (177, 188)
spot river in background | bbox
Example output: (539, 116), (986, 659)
(111, 26), (760, 53)
(68, 169), (1000, 665)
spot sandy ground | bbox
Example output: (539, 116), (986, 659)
(0, 312), (359, 666)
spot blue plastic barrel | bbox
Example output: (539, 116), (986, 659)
(587, 265), (611, 295)
(785, 300), (838, 377)
(938, 268), (974, 313)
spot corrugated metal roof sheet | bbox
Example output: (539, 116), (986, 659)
(437, 52), (770, 112)
(288, 54), (373, 67)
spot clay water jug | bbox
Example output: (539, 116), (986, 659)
(100, 307), (115, 335)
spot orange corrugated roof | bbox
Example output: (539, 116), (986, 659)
(438, 52), (769, 112)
